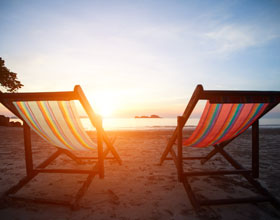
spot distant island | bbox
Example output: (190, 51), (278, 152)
(135, 115), (161, 118)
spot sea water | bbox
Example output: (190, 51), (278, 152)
(10, 117), (280, 131)
(81, 117), (280, 131)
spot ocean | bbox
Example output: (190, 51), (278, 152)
(81, 117), (280, 131)
(10, 117), (280, 131)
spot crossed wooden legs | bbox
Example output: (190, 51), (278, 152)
(2, 147), (118, 210)
(2, 124), (121, 210)
(161, 118), (280, 210)
(182, 144), (280, 210)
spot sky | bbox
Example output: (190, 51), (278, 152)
(1, 0), (280, 118)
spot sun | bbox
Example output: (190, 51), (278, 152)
(96, 101), (114, 117)
(91, 92), (118, 118)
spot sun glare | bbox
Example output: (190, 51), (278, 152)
(90, 92), (118, 118)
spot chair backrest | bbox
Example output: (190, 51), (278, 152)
(180, 85), (280, 148)
(14, 101), (96, 150)
(0, 85), (99, 151)
(184, 102), (268, 147)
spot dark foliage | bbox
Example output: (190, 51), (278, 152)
(0, 57), (23, 92)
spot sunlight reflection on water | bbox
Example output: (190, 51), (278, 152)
(81, 118), (280, 131)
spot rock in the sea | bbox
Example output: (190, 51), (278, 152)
(134, 115), (161, 118)
(150, 115), (161, 118)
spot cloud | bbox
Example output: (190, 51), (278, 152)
(205, 25), (279, 54)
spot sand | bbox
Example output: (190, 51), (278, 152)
(0, 126), (280, 220)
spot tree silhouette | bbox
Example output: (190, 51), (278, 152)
(0, 57), (23, 92)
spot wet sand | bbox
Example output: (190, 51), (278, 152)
(0, 126), (279, 219)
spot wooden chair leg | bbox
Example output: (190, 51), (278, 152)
(71, 139), (114, 209)
(60, 149), (84, 164)
(23, 123), (33, 176)
(200, 138), (235, 165)
(103, 133), (122, 165)
(4, 150), (62, 196)
(177, 116), (183, 182)
(200, 146), (219, 165)
(97, 119), (104, 179)
(214, 145), (280, 209)
(252, 120), (259, 178)
(71, 169), (97, 210)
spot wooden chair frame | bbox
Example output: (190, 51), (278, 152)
(0, 85), (122, 209)
(160, 85), (280, 210)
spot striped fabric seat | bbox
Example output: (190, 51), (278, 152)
(184, 101), (269, 148)
(13, 101), (96, 151)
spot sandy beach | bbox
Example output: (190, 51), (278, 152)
(0, 126), (279, 220)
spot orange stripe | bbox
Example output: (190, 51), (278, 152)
(207, 104), (238, 145)
(65, 101), (94, 148)
(37, 101), (74, 150)
(15, 102), (55, 145)
(233, 104), (259, 135)
(233, 104), (267, 137)
(188, 104), (217, 145)
(217, 104), (258, 144)
(58, 101), (92, 150)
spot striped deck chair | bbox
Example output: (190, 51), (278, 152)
(0, 85), (122, 209)
(160, 85), (280, 210)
